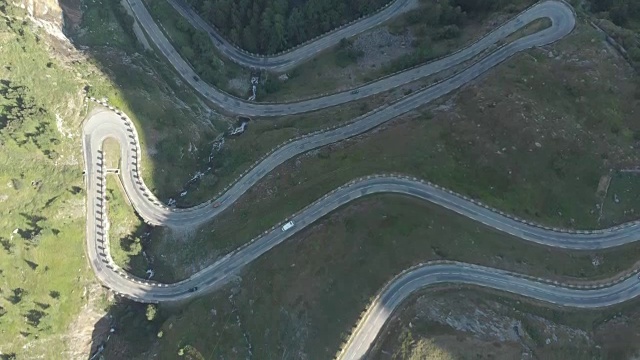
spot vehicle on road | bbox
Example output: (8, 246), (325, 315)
(212, 201), (221, 208)
(351, 89), (359, 94)
(281, 221), (294, 231)
(188, 286), (198, 292)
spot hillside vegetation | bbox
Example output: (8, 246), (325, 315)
(0, 0), (224, 356)
(103, 11), (640, 357)
(588, 0), (640, 27)
(0, 6), (93, 357)
(586, 0), (640, 67)
(185, 0), (391, 54)
(185, 0), (522, 55)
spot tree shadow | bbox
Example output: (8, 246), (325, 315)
(6, 288), (26, 305)
(24, 259), (39, 270)
(119, 234), (140, 253)
(24, 308), (47, 328)
(0, 237), (14, 254)
(34, 301), (51, 310)
(44, 195), (60, 208)
(17, 213), (47, 246)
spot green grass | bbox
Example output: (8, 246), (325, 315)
(256, 41), (367, 102)
(0, 0), (234, 355)
(106, 176), (148, 277)
(102, 138), (121, 169)
(105, 195), (640, 359)
(0, 8), (94, 357)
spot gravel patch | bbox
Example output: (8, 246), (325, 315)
(352, 27), (414, 69)
(412, 293), (592, 347)
(414, 295), (522, 342)
(227, 77), (249, 95)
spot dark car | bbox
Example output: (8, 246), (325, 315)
(188, 286), (198, 293)
(351, 89), (359, 94)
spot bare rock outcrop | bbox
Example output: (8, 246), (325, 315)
(12, 0), (69, 42)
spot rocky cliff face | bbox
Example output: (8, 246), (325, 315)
(12, 0), (68, 41)
(14, 0), (63, 22)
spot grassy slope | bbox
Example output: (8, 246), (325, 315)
(601, 172), (640, 225)
(177, 91), (395, 206)
(0, 0), (228, 356)
(102, 138), (121, 169)
(106, 176), (148, 276)
(0, 9), (92, 357)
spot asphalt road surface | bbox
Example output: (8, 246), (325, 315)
(80, 1), (640, 359)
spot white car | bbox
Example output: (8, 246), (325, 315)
(281, 221), (294, 231)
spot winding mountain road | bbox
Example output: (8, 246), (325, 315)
(126, 0), (572, 116)
(81, 1), (640, 358)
